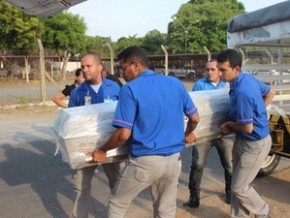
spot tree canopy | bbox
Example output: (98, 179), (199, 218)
(41, 12), (87, 56)
(0, 1), (43, 54)
(168, 0), (245, 53)
(0, 0), (246, 56)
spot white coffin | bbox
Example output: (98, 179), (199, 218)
(52, 89), (230, 169)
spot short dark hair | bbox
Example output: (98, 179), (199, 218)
(117, 46), (148, 67)
(75, 68), (82, 77)
(217, 49), (242, 68)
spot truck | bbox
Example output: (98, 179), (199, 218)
(227, 1), (290, 176)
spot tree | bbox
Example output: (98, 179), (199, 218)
(41, 12), (87, 56)
(0, 1), (43, 54)
(142, 29), (167, 55)
(168, 0), (245, 53)
(82, 35), (112, 58)
(114, 35), (143, 54)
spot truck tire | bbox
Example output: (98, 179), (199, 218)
(258, 154), (280, 177)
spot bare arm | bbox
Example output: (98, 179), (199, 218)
(264, 89), (275, 107)
(93, 128), (131, 162)
(52, 93), (67, 108)
(220, 121), (253, 135)
(185, 112), (199, 144)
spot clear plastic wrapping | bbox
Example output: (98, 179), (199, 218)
(51, 89), (231, 169)
(186, 89), (230, 146)
(51, 101), (129, 169)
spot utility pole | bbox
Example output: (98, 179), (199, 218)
(172, 15), (189, 54)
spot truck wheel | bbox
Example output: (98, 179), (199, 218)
(258, 154), (280, 177)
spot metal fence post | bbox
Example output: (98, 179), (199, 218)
(37, 39), (46, 102)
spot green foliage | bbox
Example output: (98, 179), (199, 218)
(142, 30), (167, 55)
(16, 96), (28, 104)
(82, 35), (112, 58)
(0, 1), (43, 53)
(168, 0), (245, 53)
(114, 35), (143, 55)
(41, 12), (87, 55)
(1, 0), (245, 57)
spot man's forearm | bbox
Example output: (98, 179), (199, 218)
(99, 128), (131, 152)
(185, 113), (199, 134)
(264, 89), (275, 107)
(227, 121), (253, 134)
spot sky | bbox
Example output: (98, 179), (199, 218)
(68, 0), (287, 42)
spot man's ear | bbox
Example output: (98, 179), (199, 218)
(98, 64), (103, 73)
(234, 65), (240, 73)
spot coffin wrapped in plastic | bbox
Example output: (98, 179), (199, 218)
(51, 101), (130, 169)
(52, 89), (230, 169)
(187, 89), (230, 145)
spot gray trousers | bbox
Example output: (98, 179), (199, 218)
(189, 136), (234, 197)
(231, 135), (271, 218)
(72, 161), (125, 218)
(108, 153), (181, 218)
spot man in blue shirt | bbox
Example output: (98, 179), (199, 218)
(92, 46), (200, 218)
(184, 59), (234, 208)
(217, 49), (275, 218)
(69, 52), (125, 218)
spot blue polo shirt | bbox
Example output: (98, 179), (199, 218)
(112, 70), (198, 157)
(192, 76), (228, 91)
(229, 72), (270, 140)
(68, 78), (120, 107)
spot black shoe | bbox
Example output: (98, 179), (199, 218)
(226, 191), (231, 204)
(183, 197), (200, 208)
(255, 207), (271, 218)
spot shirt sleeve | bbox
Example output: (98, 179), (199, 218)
(62, 84), (75, 96)
(258, 80), (270, 97)
(112, 85), (136, 129)
(235, 92), (254, 125)
(183, 86), (198, 117)
(192, 82), (202, 91)
(68, 89), (77, 108)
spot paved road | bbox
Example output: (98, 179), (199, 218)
(0, 81), (65, 104)
(0, 107), (290, 218)
(1, 80), (290, 217)
(1, 79), (192, 104)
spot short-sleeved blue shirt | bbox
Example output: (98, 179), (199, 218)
(68, 78), (120, 107)
(192, 77), (228, 91)
(112, 70), (198, 157)
(229, 72), (270, 140)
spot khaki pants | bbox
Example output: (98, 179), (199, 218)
(108, 153), (181, 218)
(72, 161), (125, 218)
(231, 135), (271, 218)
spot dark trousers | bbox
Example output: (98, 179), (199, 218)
(188, 136), (234, 198)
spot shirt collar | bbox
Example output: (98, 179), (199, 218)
(139, 69), (155, 77)
(230, 72), (244, 90)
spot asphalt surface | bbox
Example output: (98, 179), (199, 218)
(1, 80), (290, 218)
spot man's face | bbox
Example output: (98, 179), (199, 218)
(217, 60), (239, 83)
(81, 55), (102, 84)
(118, 60), (135, 82)
(205, 61), (220, 83)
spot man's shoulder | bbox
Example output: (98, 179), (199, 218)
(102, 78), (121, 93)
(195, 77), (207, 84)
